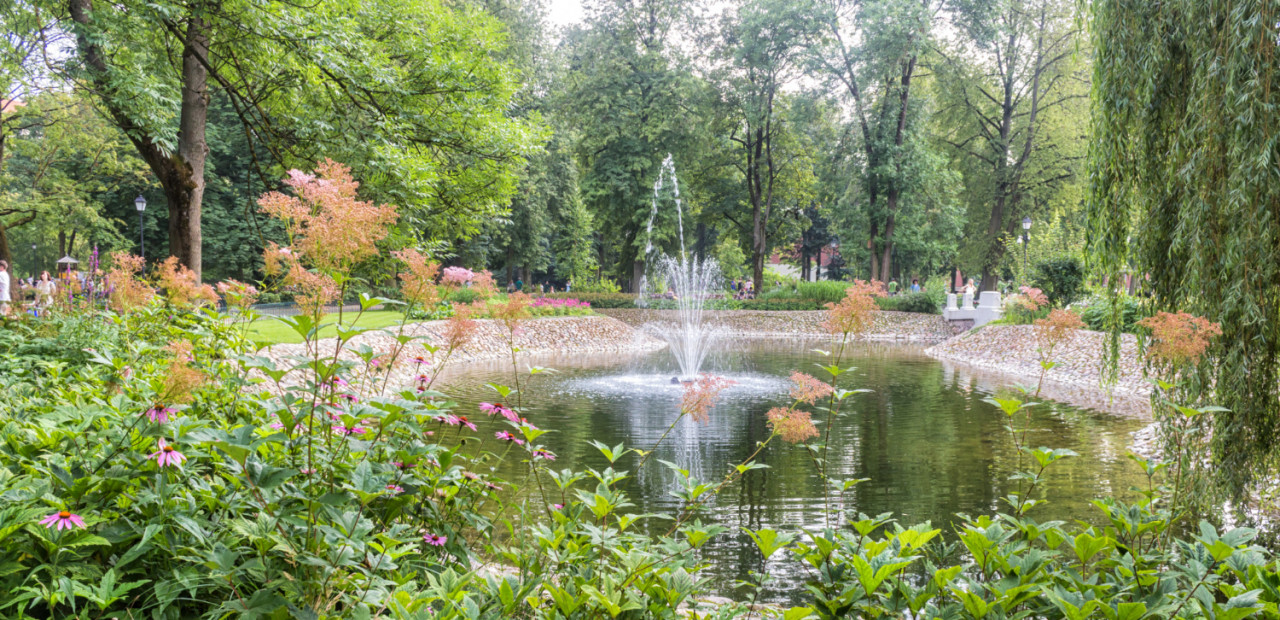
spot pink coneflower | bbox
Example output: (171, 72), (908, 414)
(392, 461), (417, 470)
(337, 393), (359, 403)
(485, 481), (502, 491)
(328, 376), (348, 388)
(552, 503), (564, 510)
(457, 416), (477, 431)
(332, 425), (367, 436)
(145, 404), (176, 423)
(480, 402), (519, 423)
(494, 430), (524, 445)
(300, 468), (317, 475)
(424, 533), (448, 546)
(39, 510), (86, 530)
(532, 449), (556, 461)
(386, 484), (404, 494)
(150, 439), (187, 468)
(462, 471), (479, 481)
(411, 356), (429, 365)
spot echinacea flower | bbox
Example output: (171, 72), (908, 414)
(337, 393), (359, 403)
(39, 510), (86, 531)
(424, 533), (448, 546)
(150, 439), (187, 468)
(485, 481), (502, 491)
(386, 484), (404, 494)
(462, 471), (479, 481)
(480, 402), (519, 423)
(145, 404), (176, 423)
(456, 416), (477, 431)
(411, 356), (430, 365)
(332, 425), (367, 436)
(300, 468), (317, 475)
(392, 461), (417, 470)
(552, 503), (564, 510)
(495, 430), (524, 445)
(532, 449), (556, 461)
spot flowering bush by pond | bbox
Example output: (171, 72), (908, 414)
(0, 161), (1270, 618)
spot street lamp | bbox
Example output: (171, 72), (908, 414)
(1020, 216), (1032, 281)
(135, 195), (147, 267)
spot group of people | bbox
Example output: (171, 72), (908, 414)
(886, 278), (923, 295)
(0, 260), (61, 315)
(504, 279), (571, 294)
(729, 279), (755, 299)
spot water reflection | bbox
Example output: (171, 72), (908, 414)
(433, 340), (1150, 597)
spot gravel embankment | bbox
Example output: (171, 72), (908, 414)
(598, 309), (960, 341)
(926, 324), (1150, 398)
(261, 315), (665, 389)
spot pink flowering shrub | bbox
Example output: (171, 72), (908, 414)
(528, 296), (594, 316)
(441, 266), (476, 286)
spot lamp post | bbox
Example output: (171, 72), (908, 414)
(135, 195), (146, 268)
(1020, 216), (1032, 281)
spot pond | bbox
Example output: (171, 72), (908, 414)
(434, 340), (1150, 596)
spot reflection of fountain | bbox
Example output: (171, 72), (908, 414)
(637, 154), (723, 379)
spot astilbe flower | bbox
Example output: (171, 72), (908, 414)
(492, 292), (532, 328)
(1033, 308), (1086, 357)
(472, 270), (497, 296)
(217, 279), (259, 310)
(150, 439), (187, 468)
(766, 407), (819, 444)
(105, 251), (154, 312)
(442, 302), (481, 352)
(789, 372), (833, 405)
(393, 248), (441, 306)
(258, 159), (398, 273)
(1016, 286), (1049, 311)
(159, 340), (205, 405)
(40, 510), (86, 530)
(156, 257), (217, 306)
(822, 280), (885, 336)
(1137, 311), (1223, 369)
(680, 374), (735, 424)
(441, 266), (475, 286)
(283, 261), (341, 317)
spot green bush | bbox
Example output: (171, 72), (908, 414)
(1032, 257), (1086, 307)
(1079, 295), (1148, 333)
(876, 292), (940, 314)
(759, 280), (849, 303)
(570, 277), (622, 293)
(446, 287), (482, 304)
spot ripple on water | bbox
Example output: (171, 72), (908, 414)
(554, 372), (791, 399)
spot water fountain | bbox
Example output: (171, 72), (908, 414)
(637, 155), (723, 379)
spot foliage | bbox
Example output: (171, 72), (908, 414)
(539, 292), (636, 309)
(1088, 0), (1280, 499)
(760, 280), (851, 304)
(875, 293), (940, 315)
(1079, 296), (1146, 333)
(570, 277), (622, 294)
(1032, 257), (1085, 307)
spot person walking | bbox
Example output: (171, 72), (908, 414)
(0, 260), (10, 315)
(35, 270), (56, 308)
(887, 279), (900, 296)
(910, 278), (921, 293)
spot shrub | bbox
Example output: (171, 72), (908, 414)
(1032, 256), (1085, 307)
(875, 292), (940, 314)
(570, 277), (622, 293)
(1079, 295), (1147, 333)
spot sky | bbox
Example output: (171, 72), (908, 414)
(546, 0), (586, 27)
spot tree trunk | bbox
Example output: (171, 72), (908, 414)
(0, 224), (11, 268)
(69, 1), (208, 278)
(632, 258), (645, 294)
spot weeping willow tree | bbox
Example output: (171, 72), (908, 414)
(1088, 0), (1280, 501)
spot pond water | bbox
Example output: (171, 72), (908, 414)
(434, 340), (1150, 596)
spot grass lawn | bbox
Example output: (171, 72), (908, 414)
(246, 310), (408, 345)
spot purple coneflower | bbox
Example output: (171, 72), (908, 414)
(423, 533), (448, 546)
(494, 430), (524, 445)
(39, 510), (86, 530)
(145, 404), (176, 423)
(386, 484), (404, 494)
(532, 449), (556, 461)
(337, 393), (359, 403)
(150, 439), (187, 468)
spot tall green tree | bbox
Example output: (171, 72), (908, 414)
(809, 0), (939, 282)
(938, 0), (1085, 291)
(1089, 0), (1280, 500)
(46, 0), (537, 278)
(561, 0), (700, 290)
(711, 0), (817, 292)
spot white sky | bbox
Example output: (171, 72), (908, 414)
(546, 0), (587, 27)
